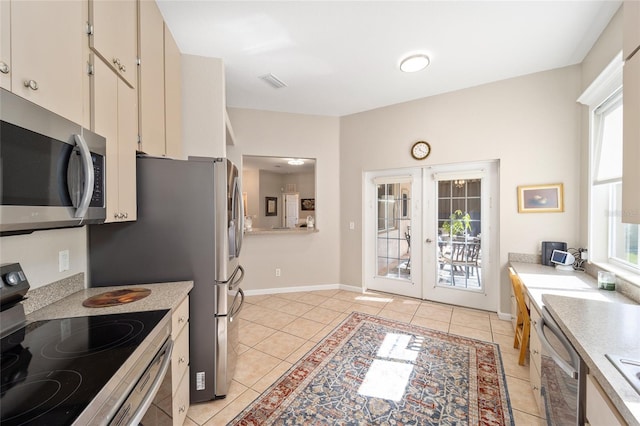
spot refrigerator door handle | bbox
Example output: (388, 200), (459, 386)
(232, 176), (244, 257)
(229, 265), (245, 291)
(229, 288), (245, 320)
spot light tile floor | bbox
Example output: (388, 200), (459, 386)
(184, 289), (545, 425)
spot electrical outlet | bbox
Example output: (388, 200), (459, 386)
(275, 268), (281, 277)
(59, 250), (69, 272)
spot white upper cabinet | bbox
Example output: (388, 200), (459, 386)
(138, 0), (166, 157)
(623, 0), (640, 60)
(622, 0), (640, 224)
(0, 1), (10, 90)
(89, 0), (138, 88)
(164, 23), (183, 159)
(5, 0), (84, 124)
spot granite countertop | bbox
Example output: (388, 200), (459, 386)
(510, 262), (639, 425)
(510, 262), (633, 312)
(244, 227), (319, 235)
(27, 281), (193, 323)
(543, 294), (640, 426)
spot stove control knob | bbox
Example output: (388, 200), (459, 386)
(4, 271), (21, 286)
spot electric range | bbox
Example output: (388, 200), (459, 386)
(0, 263), (172, 425)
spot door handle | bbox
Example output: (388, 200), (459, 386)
(425, 238), (433, 243)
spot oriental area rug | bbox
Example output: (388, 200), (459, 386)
(230, 312), (514, 425)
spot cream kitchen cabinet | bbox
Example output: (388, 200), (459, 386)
(623, 0), (640, 61)
(528, 305), (543, 415)
(585, 374), (626, 425)
(622, 0), (640, 225)
(164, 23), (183, 159)
(0, 1), (10, 90)
(1, 0), (84, 124)
(89, 0), (137, 89)
(142, 295), (190, 426)
(90, 54), (137, 223)
(138, 0), (165, 157)
(137, 0), (183, 159)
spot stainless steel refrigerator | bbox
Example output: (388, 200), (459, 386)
(87, 155), (245, 403)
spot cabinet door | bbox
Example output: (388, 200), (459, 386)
(624, 1), (640, 60)
(622, 52), (640, 224)
(91, 55), (120, 223)
(11, 0), (84, 124)
(0, 0), (10, 90)
(89, 0), (137, 88)
(164, 24), (182, 159)
(138, 0), (165, 157)
(117, 77), (138, 222)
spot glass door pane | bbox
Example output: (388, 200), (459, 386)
(437, 178), (482, 290)
(376, 182), (412, 280)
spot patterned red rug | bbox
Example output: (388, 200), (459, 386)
(230, 312), (514, 425)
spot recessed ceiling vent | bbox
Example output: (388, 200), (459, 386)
(259, 73), (287, 89)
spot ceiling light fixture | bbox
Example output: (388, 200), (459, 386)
(399, 54), (430, 73)
(259, 73), (287, 89)
(287, 159), (304, 165)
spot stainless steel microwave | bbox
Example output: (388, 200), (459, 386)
(0, 89), (106, 234)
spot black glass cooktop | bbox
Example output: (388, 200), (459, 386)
(0, 310), (168, 425)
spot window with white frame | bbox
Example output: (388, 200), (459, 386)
(590, 88), (640, 270)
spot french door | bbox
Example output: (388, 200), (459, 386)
(364, 161), (498, 312)
(422, 163), (498, 311)
(364, 169), (422, 298)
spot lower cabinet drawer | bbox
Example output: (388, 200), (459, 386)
(171, 296), (189, 340)
(173, 370), (190, 426)
(171, 324), (189, 396)
(529, 359), (542, 415)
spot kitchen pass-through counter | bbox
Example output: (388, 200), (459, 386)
(510, 262), (640, 425)
(27, 281), (193, 322)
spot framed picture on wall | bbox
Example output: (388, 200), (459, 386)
(301, 198), (315, 211)
(265, 197), (278, 216)
(517, 183), (564, 213)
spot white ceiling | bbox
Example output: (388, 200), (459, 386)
(157, 1), (622, 117)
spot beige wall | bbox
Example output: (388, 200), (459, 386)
(340, 65), (583, 314)
(227, 108), (341, 291)
(0, 227), (87, 288)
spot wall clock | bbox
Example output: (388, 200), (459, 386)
(411, 141), (431, 160)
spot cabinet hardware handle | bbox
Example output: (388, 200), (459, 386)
(532, 349), (539, 355)
(179, 356), (186, 363)
(178, 316), (186, 323)
(179, 406), (186, 413)
(23, 80), (38, 90)
(119, 64), (126, 72)
(0, 62), (9, 74)
(112, 58), (121, 66)
(532, 385), (539, 391)
(123, 212), (128, 219)
(114, 212), (120, 219)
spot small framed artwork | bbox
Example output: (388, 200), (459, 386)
(517, 183), (564, 213)
(265, 197), (278, 216)
(301, 198), (315, 211)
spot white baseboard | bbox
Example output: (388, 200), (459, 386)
(497, 311), (512, 321)
(243, 283), (363, 297)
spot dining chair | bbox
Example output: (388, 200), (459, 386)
(508, 267), (530, 365)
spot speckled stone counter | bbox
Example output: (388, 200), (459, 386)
(543, 294), (640, 426)
(510, 262), (633, 312)
(510, 262), (639, 425)
(244, 227), (319, 235)
(27, 281), (193, 322)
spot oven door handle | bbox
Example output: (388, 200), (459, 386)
(128, 338), (174, 425)
(536, 316), (579, 379)
(73, 133), (94, 220)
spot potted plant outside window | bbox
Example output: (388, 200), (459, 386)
(442, 210), (471, 237)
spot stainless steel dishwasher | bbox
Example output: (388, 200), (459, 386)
(536, 306), (586, 425)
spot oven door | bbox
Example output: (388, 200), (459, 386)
(537, 306), (586, 425)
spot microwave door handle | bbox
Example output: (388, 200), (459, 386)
(536, 317), (579, 379)
(73, 134), (94, 219)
